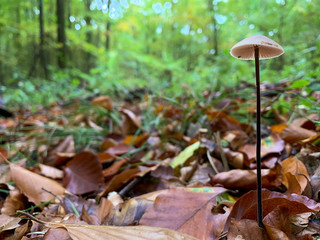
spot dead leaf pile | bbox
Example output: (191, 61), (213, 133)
(0, 84), (320, 239)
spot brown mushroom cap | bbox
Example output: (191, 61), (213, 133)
(230, 35), (284, 60)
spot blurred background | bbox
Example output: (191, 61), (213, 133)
(0, 0), (319, 108)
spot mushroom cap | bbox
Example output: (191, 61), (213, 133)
(230, 35), (284, 60)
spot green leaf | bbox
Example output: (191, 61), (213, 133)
(290, 79), (310, 88)
(170, 141), (200, 168)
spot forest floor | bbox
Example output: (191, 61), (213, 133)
(0, 81), (320, 240)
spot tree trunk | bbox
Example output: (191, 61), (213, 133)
(84, 0), (94, 73)
(39, 0), (49, 79)
(208, 0), (218, 57)
(57, 0), (67, 68)
(105, 0), (111, 51)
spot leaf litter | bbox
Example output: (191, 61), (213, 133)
(0, 82), (320, 239)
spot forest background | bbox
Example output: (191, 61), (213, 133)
(0, 0), (319, 109)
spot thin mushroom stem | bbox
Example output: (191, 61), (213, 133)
(254, 45), (263, 228)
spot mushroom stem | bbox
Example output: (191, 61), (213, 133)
(254, 45), (263, 228)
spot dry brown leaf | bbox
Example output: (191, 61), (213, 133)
(104, 198), (153, 226)
(100, 167), (140, 196)
(140, 187), (228, 240)
(103, 158), (127, 179)
(44, 228), (72, 240)
(44, 222), (199, 240)
(63, 152), (104, 195)
(45, 135), (75, 166)
(10, 164), (65, 205)
(1, 189), (28, 215)
(281, 157), (310, 194)
(210, 168), (281, 190)
(280, 124), (316, 144)
(91, 96), (113, 111)
(263, 206), (292, 240)
(39, 164), (63, 179)
(120, 108), (141, 134)
(227, 218), (267, 240)
(100, 138), (117, 151)
(0, 215), (21, 232)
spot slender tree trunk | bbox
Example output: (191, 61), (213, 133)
(67, 0), (72, 29)
(39, 0), (49, 79)
(85, 0), (94, 73)
(208, 0), (218, 56)
(277, 0), (286, 70)
(105, 0), (111, 51)
(57, 0), (67, 68)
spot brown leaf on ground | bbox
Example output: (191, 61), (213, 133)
(100, 167), (140, 196)
(43, 217), (198, 240)
(224, 189), (320, 233)
(122, 134), (150, 148)
(281, 156), (310, 195)
(0, 215), (21, 232)
(91, 96), (113, 111)
(103, 159), (127, 179)
(104, 197), (153, 226)
(105, 142), (131, 156)
(210, 168), (281, 190)
(140, 187), (228, 240)
(239, 133), (284, 162)
(39, 164), (63, 179)
(120, 108), (141, 134)
(97, 152), (116, 164)
(10, 164), (65, 205)
(45, 135), (75, 166)
(280, 124), (316, 144)
(227, 218), (267, 240)
(100, 138), (117, 151)
(44, 228), (72, 240)
(63, 152), (104, 195)
(0, 146), (8, 163)
(1, 189), (28, 215)
(263, 206), (292, 240)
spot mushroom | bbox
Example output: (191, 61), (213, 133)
(230, 35), (284, 227)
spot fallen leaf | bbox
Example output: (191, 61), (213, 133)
(91, 96), (113, 111)
(105, 142), (131, 156)
(225, 189), (320, 232)
(45, 135), (75, 166)
(263, 206), (292, 240)
(1, 189), (28, 215)
(227, 218), (267, 240)
(239, 133), (284, 162)
(44, 228), (71, 240)
(63, 152), (104, 195)
(0, 215), (21, 232)
(140, 187), (227, 239)
(280, 124), (316, 144)
(10, 164), (65, 205)
(120, 108), (141, 134)
(100, 138), (117, 151)
(39, 164), (64, 179)
(210, 168), (281, 190)
(170, 141), (200, 168)
(100, 167), (140, 196)
(281, 156), (310, 194)
(103, 159), (127, 179)
(104, 197), (153, 226)
(45, 222), (198, 240)
(123, 134), (150, 148)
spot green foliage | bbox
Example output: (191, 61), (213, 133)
(0, 0), (319, 113)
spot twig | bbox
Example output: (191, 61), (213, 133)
(206, 150), (219, 175)
(214, 132), (229, 171)
(16, 210), (46, 225)
(0, 152), (11, 165)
